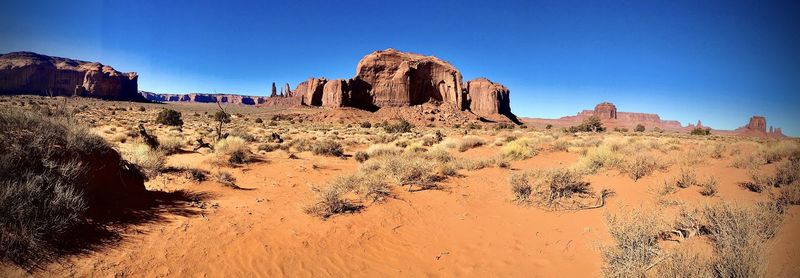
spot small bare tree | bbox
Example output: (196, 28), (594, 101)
(213, 97), (231, 141)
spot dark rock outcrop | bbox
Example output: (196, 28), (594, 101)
(0, 51), (144, 101)
(465, 78), (511, 116)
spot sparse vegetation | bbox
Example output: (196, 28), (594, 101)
(155, 109), (183, 126)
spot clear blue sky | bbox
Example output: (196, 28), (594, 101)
(1, 0), (798, 135)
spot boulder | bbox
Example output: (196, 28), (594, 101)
(465, 77), (510, 117)
(0, 51), (144, 101)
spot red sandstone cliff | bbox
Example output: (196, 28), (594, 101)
(0, 52), (143, 101)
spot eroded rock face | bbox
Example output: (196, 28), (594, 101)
(139, 92), (266, 105)
(465, 78), (510, 116)
(294, 77), (327, 106)
(0, 51), (143, 101)
(354, 48), (464, 108)
(593, 102), (617, 119)
(322, 79), (349, 107)
(746, 116), (767, 132)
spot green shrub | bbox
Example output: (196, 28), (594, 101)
(312, 140), (344, 157)
(634, 124), (645, 132)
(155, 109), (183, 126)
(383, 118), (413, 133)
(690, 127), (711, 135)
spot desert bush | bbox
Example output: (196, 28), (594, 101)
(304, 186), (360, 219)
(509, 172), (532, 205)
(501, 138), (539, 160)
(186, 168), (208, 182)
(354, 151), (369, 163)
(625, 154), (658, 181)
(742, 170), (774, 193)
(675, 168), (697, 188)
(361, 153), (440, 191)
(123, 143), (166, 177)
(366, 143), (403, 158)
(576, 116), (605, 132)
(702, 202), (783, 277)
(359, 121), (372, 128)
(731, 153), (763, 169)
(0, 108), (121, 267)
(421, 130), (444, 146)
(699, 176), (719, 196)
(312, 140), (344, 157)
(575, 146), (623, 174)
(257, 143), (280, 153)
(457, 136), (485, 152)
(652, 246), (711, 277)
(155, 109), (183, 126)
(529, 168), (589, 207)
(634, 124), (645, 132)
(383, 118), (413, 133)
(214, 136), (252, 164)
(329, 173), (391, 203)
(690, 127), (711, 135)
(760, 140), (800, 164)
(773, 154), (800, 187)
(602, 208), (663, 278)
(213, 171), (237, 188)
(710, 143), (725, 159)
(157, 135), (183, 155)
(775, 185), (800, 206)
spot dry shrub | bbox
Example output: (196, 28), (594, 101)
(702, 202), (783, 277)
(760, 140), (800, 164)
(575, 146), (623, 174)
(368, 154), (440, 190)
(602, 208), (663, 278)
(530, 168), (590, 207)
(501, 138), (539, 160)
(731, 153), (763, 169)
(698, 176), (718, 196)
(304, 186), (361, 219)
(457, 136), (485, 152)
(354, 151), (369, 163)
(509, 172), (532, 205)
(123, 143), (166, 177)
(214, 136), (252, 165)
(652, 246), (711, 277)
(312, 140), (343, 157)
(773, 155), (800, 187)
(329, 173), (391, 203)
(257, 143), (280, 153)
(212, 170), (237, 188)
(675, 168), (697, 188)
(365, 143), (403, 158)
(742, 169), (775, 193)
(157, 135), (183, 155)
(625, 154), (658, 181)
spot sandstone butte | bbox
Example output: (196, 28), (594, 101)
(524, 102), (785, 138)
(140, 48), (518, 122)
(0, 51), (144, 101)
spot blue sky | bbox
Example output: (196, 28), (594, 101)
(1, 0), (798, 135)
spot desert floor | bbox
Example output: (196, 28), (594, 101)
(1, 96), (799, 277)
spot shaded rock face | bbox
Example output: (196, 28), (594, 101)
(465, 78), (510, 116)
(593, 102), (617, 119)
(354, 49), (464, 108)
(0, 51), (143, 101)
(321, 79), (349, 107)
(139, 92), (267, 105)
(746, 116), (767, 132)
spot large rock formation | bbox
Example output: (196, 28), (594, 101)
(321, 79), (349, 107)
(746, 116), (767, 133)
(593, 102), (617, 119)
(465, 78), (510, 116)
(354, 49), (465, 108)
(0, 51), (144, 101)
(139, 91), (268, 105)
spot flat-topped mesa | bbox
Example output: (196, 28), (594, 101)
(746, 116), (767, 133)
(0, 51), (144, 101)
(139, 92), (267, 105)
(593, 102), (617, 119)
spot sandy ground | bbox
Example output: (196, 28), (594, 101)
(2, 144), (798, 277)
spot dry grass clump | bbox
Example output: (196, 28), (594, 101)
(365, 143), (404, 158)
(731, 153), (763, 169)
(508, 172), (532, 205)
(328, 173), (391, 203)
(511, 168), (592, 208)
(214, 136), (253, 165)
(602, 208), (663, 278)
(652, 246), (711, 277)
(123, 143), (166, 177)
(741, 169), (774, 193)
(624, 154), (659, 181)
(457, 136), (485, 152)
(311, 140), (344, 157)
(698, 176), (719, 196)
(304, 186), (361, 219)
(575, 146), (623, 174)
(157, 135), (183, 155)
(760, 140), (800, 164)
(212, 170), (238, 188)
(362, 154), (441, 191)
(501, 137), (539, 160)
(675, 168), (697, 188)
